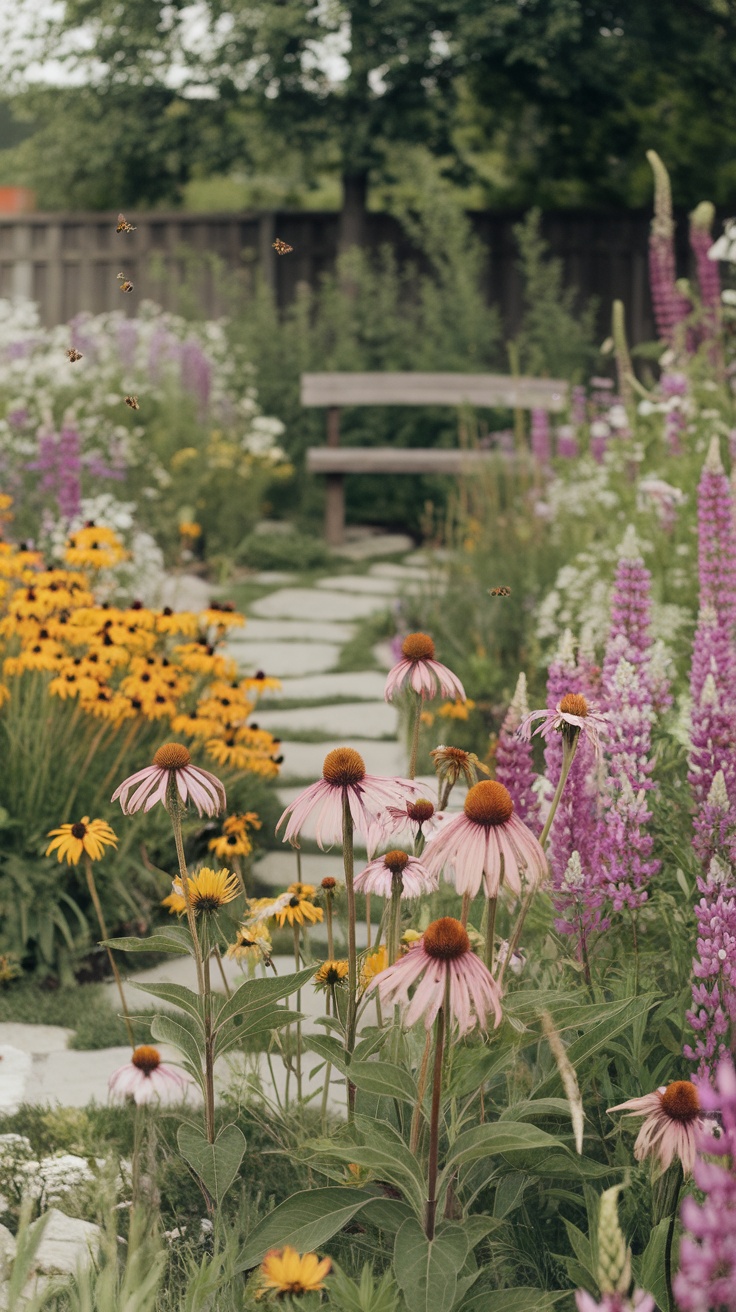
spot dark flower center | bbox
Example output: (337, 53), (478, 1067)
(322, 747), (366, 787)
(660, 1080), (700, 1121)
(423, 917), (470, 961)
(464, 780), (514, 826)
(71, 822), (87, 839)
(560, 693), (589, 717)
(401, 632), (435, 661)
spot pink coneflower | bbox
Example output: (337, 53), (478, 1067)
(354, 849), (437, 899)
(608, 1080), (703, 1175)
(383, 797), (442, 841)
(276, 747), (421, 856)
(384, 633), (465, 703)
(519, 693), (608, 757)
(367, 916), (502, 1033)
(111, 743), (226, 816)
(108, 1045), (188, 1105)
(422, 780), (547, 898)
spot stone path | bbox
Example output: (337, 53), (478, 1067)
(2, 539), (446, 1114)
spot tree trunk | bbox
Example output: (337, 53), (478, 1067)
(338, 169), (369, 254)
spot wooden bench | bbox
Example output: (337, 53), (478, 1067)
(302, 372), (569, 544)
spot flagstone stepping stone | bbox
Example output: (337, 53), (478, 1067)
(258, 701), (397, 740)
(275, 671), (387, 702)
(226, 640), (340, 677)
(369, 563), (432, 581)
(232, 618), (356, 644)
(250, 571), (296, 585)
(0, 1045), (32, 1112)
(32, 1209), (102, 1276)
(334, 533), (414, 560)
(315, 575), (399, 596)
(156, 573), (212, 611)
(251, 589), (387, 622)
(278, 738), (407, 781)
(373, 640), (396, 669)
(0, 1024), (73, 1054)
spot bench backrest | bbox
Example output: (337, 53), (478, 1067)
(301, 372), (568, 412)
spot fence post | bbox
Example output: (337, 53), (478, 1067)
(11, 223), (33, 301)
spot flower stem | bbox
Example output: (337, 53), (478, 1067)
(325, 891), (334, 960)
(84, 854), (135, 1049)
(168, 797), (205, 997)
(321, 983), (335, 1130)
(202, 951), (215, 1145)
(498, 736), (578, 990)
(388, 873), (403, 964)
(460, 892), (471, 929)
(365, 893), (372, 951)
(294, 923), (303, 1102)
(484, 895), (497, 972)
(342, 793), (358, 1116)
(665, 1170), (683, 1312)
(538, 733), (579, 851)
(425, 998), (446, 1240)
(408, 693), (422, 780)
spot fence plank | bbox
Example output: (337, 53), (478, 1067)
(301, 372), (568, 410)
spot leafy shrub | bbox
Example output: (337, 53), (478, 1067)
(236, 530), (333, 572)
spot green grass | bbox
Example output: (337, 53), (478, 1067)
(0, 979), (161, 1050)
(334, 609), (394, 673)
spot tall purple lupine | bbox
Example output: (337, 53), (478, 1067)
(646, 150), (691, 345)
(689, 439), (736, 806)
(180, 338), (212, 417)
(27, 425), (81, 522)
(496, 673), (540, 828)
(543, 631), (603, 943)
(597, 532), (660, 915)
(660, 372), (689, 456)
(689, 202), (721, 338)
(675, 1058), (736, 1310)
(685, 771), (736, 1075)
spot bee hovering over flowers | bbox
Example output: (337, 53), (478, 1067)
(66, 348), (83, 363)
(488, 586), (512, 597)
(272, 238), (293, 254)
(116, 213), (136, 233)
(117, 274), (134, 293)
(124, 395), (139, 410)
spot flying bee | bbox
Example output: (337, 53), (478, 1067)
(66, 348), (83, 363)
(116, 213), (136, 233)
(245, 891), (294, 925)
(272, 238), (293, 255)
(124, 395), (139, 410)
(488, 586), (512, 597)
(118, 280), (134, 293)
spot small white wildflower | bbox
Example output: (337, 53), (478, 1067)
(709, 855), (732, 886)
(707, 770), (730, 811)
(562, 851), (585, 891)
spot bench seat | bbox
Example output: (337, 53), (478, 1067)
(306, 446), (511, 476)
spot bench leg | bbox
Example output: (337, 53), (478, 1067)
(325, 474), (345, 546)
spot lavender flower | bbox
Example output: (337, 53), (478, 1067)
(531, 408), (551, 466)
(697, 437), (736, 632)
(646, 150), (691, 345)
(660, 372), (689, 456)
(495, 672), (540, 828)
(689, 202), (721, 322)
(675, 1058), (736, 1311)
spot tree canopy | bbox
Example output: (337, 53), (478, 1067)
(2, 0), (736, 216)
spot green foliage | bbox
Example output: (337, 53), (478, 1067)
(326, 1263), (401, 1312)
(236, 531), (333, 573)
(513, 210), (597, 383)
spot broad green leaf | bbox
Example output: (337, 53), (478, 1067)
(216, 1006), (302, 1058)
(360, 1198), (413, 1234)
(236, 1187), (376, 1271)
(449, 1044), (513, 1099)
(464, 1215), (503, 1247)
(177, 1123), (246, 1206)
(150, 1012), (204, 1086)
(493, 1172), (529, 1219)
(394, 1218), (468, 1312)
(308, 1034), (349, 1076)
(104, 928), (191, 955)
(633, 1215), (671, 1312)
(500, 1098), (574, 1122)
(349, 1059), (417, 1105)
(563, 1218), (595, 1287)
(461, 1287), (569, 1312)
(306, 1120), (426, 1216)
(441, 1121), (569, 1175)
(213, 965), (316, 1031)
(133, 980), (204, 1028)
(534, 997), (658, 1097)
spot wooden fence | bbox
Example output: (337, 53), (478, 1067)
(0, 206), (701, 343)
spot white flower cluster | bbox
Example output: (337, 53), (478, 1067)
(0, 1134), (94, 1213)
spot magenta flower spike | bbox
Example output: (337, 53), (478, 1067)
(647, 150), (691, 345)
(675, 1059), (736, 1311)
(496, 673), (540, 828)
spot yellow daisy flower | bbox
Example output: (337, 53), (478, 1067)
(258, 1247), (332, 1296)
(208, 830), (253, 859)
(46, 817), (118, 866)
(225, 922), (272, 964)
(360, 946), (388, 992)
(437, 697), (476, 721)
(174, 866), (240, 913)
(162, 890), (186, 915)
(314, 960), (349, 988)
(271, 887), (323, 928)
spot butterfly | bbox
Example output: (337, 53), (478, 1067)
(116, 213), (136, 234)
(66, 348), (83, 363)
(272, 238), (293, 255)
(488, 586), (512, 597)
(124, 395), (139, 410)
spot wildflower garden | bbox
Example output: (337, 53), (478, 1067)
(1, 150), (736, 1312)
